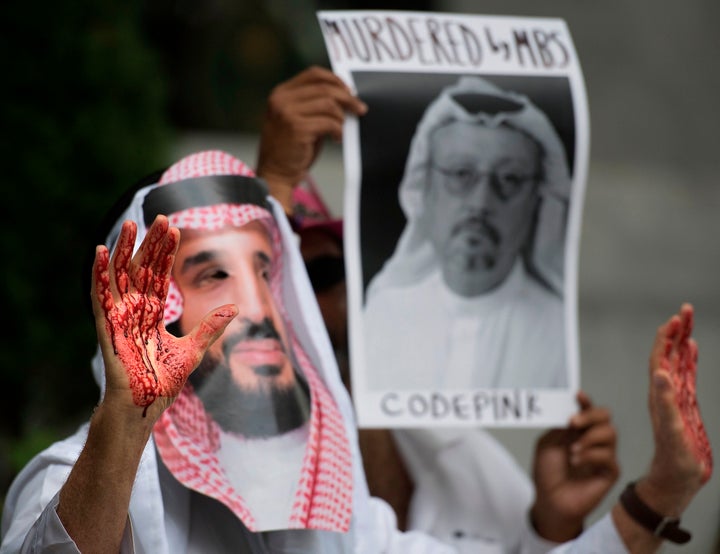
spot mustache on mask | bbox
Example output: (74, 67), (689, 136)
(222, 317), (284, 358)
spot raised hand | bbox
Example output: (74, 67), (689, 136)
(91, 215), (237, 419)
(604, 304), (713, 553)
(530, 391), (619, 542)
(255, 65), (367, 213)
(640, 303), (712, 511)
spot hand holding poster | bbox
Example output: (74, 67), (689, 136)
(317, 10), (589, 428)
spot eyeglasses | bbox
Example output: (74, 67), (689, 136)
(430, 163), (539, 201)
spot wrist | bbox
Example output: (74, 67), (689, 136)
(635, 473), (696, 516)
(530, 503), (583, 543)
(255, 165), (302, 207)
(618, 480), (691, 544)
(95, 393), (157, 439)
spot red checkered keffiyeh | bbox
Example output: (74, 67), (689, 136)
(151, 150), (353, 532)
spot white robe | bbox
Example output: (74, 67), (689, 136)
(0, 423), (627, 553)
(395, 427), (552, 553)
(0, 424), (452, 554)
(0, 195), (625, 554)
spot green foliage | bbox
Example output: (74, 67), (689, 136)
(0, 0), (173, 493)
(0, 0), (320, 514)
(7, 428), (64, 476)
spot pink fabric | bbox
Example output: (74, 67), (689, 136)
(151, 150), (353, 532)
(153, 337), (353, 532)
(158, 150), (255, 184)
(291, 177), (343, 239)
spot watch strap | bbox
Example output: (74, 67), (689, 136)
(619, 481), (691, 544)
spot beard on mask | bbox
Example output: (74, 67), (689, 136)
(168, 319), (312, 438)
(190, 353), (311, 438)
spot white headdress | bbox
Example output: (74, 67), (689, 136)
(366, 76), (571, 301)
(91, 150), (356, 532)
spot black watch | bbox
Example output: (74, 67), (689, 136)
(619, 481), (691, 544)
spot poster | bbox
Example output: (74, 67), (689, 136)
(317, 10), (589, 427)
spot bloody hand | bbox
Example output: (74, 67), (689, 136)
(652, 303), (713, 482)
(640, 303), (713, 516)
(91, 215), (237, 417)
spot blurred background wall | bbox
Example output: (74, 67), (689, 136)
(3, 0), (719, 550)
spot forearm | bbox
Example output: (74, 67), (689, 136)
(607, 304), (709, 554)
(255, 168), (297, 216)
(611, 503), (662, 553)
(56, 397), (153, 553)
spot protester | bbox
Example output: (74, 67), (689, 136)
(2, 150), (454, 552)
(1, 62), (713, 552)
(255, 66), (712, 552)
(257, 65), (617, 548)
(0, 145), (712, 553)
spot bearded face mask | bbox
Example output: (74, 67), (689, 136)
(96, 150), (353, 533)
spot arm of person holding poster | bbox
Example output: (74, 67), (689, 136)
(255, 64), (367, 216)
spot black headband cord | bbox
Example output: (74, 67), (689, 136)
(142, 175), (271, 227)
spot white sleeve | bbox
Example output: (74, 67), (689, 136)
(548, 514), (628, 554)
(354, 496), (456, 554)
(2, 490), (80, 554)
(7, 493), (135, 554)
(1, 451), (135, 554)
(0, 450), (78, 554)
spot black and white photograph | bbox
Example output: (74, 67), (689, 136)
(319, 10), (589, 427)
